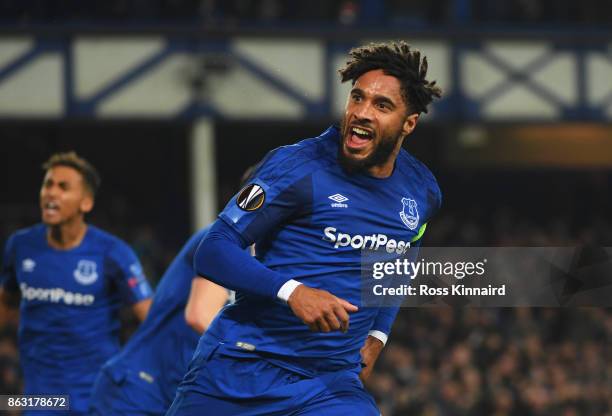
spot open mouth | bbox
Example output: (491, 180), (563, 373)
(42, 201), (60, 215)
(346, 126), (374, 150)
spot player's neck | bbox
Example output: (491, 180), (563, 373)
(47, 218), (88, 250)
(367, 162), (394, 178)
(366, 142), (402, 178)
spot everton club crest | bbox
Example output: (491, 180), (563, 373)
(399, 197), (419, 230)
(74, 260), (99, 285)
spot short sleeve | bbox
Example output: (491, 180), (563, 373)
(106, 239), (153, 304)
(1, 234), (19, 293)
(219, 145), (315, 245)
(428, 178), (442, 219)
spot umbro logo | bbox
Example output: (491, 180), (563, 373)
(328, 194), (348, 203)
(328, 193), (348, 208)
(22, 258), (36, 272)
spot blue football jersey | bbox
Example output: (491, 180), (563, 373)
(0, 223), (153, 411)
(204, 125), (441, 372)
(99, 227), (212, 409)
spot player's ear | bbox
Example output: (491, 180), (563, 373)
(80, 192), (94, 214)
(402, 113), (419, 137)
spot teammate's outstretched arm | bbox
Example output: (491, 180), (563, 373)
(195, 220), (357, 333)
(184, 276), (228, 333)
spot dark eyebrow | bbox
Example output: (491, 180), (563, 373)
(374, 95), (397, 109)
(351, 87), (398, 109)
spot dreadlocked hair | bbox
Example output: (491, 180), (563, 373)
(338, 41), (442, 114)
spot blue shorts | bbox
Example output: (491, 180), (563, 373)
(165, 339), (379, 416)
(89, 366), (170, 416)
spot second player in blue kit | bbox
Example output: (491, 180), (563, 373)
(0, 152), (153, 415)
(167, 41), (443, 415)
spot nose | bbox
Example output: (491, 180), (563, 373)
(354, 101), (374, 122)
(42, 184), (58, 198)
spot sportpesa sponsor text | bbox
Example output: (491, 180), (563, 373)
(20, 283), (95, 306)
(323, 227), (411, 254)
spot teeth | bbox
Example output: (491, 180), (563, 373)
(46, 202), (58, 209)
(352, 127), (371, 136)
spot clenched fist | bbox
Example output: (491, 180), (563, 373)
(287, 285), (358, 333)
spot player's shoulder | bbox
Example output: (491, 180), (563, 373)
(86, 225), (135, 257)
(266, 125), (338, 164)
(254, 126), (339, 183)
(5, 223), (46, 247)
(397, 150), (439, 186)
(397, 149), (442, 204)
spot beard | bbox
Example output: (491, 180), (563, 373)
(338, 117), (403, 175)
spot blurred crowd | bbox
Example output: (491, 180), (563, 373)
(428, 209), (612, 248)
(0, 0), (610, 27)
(369, 307), (611, 416)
